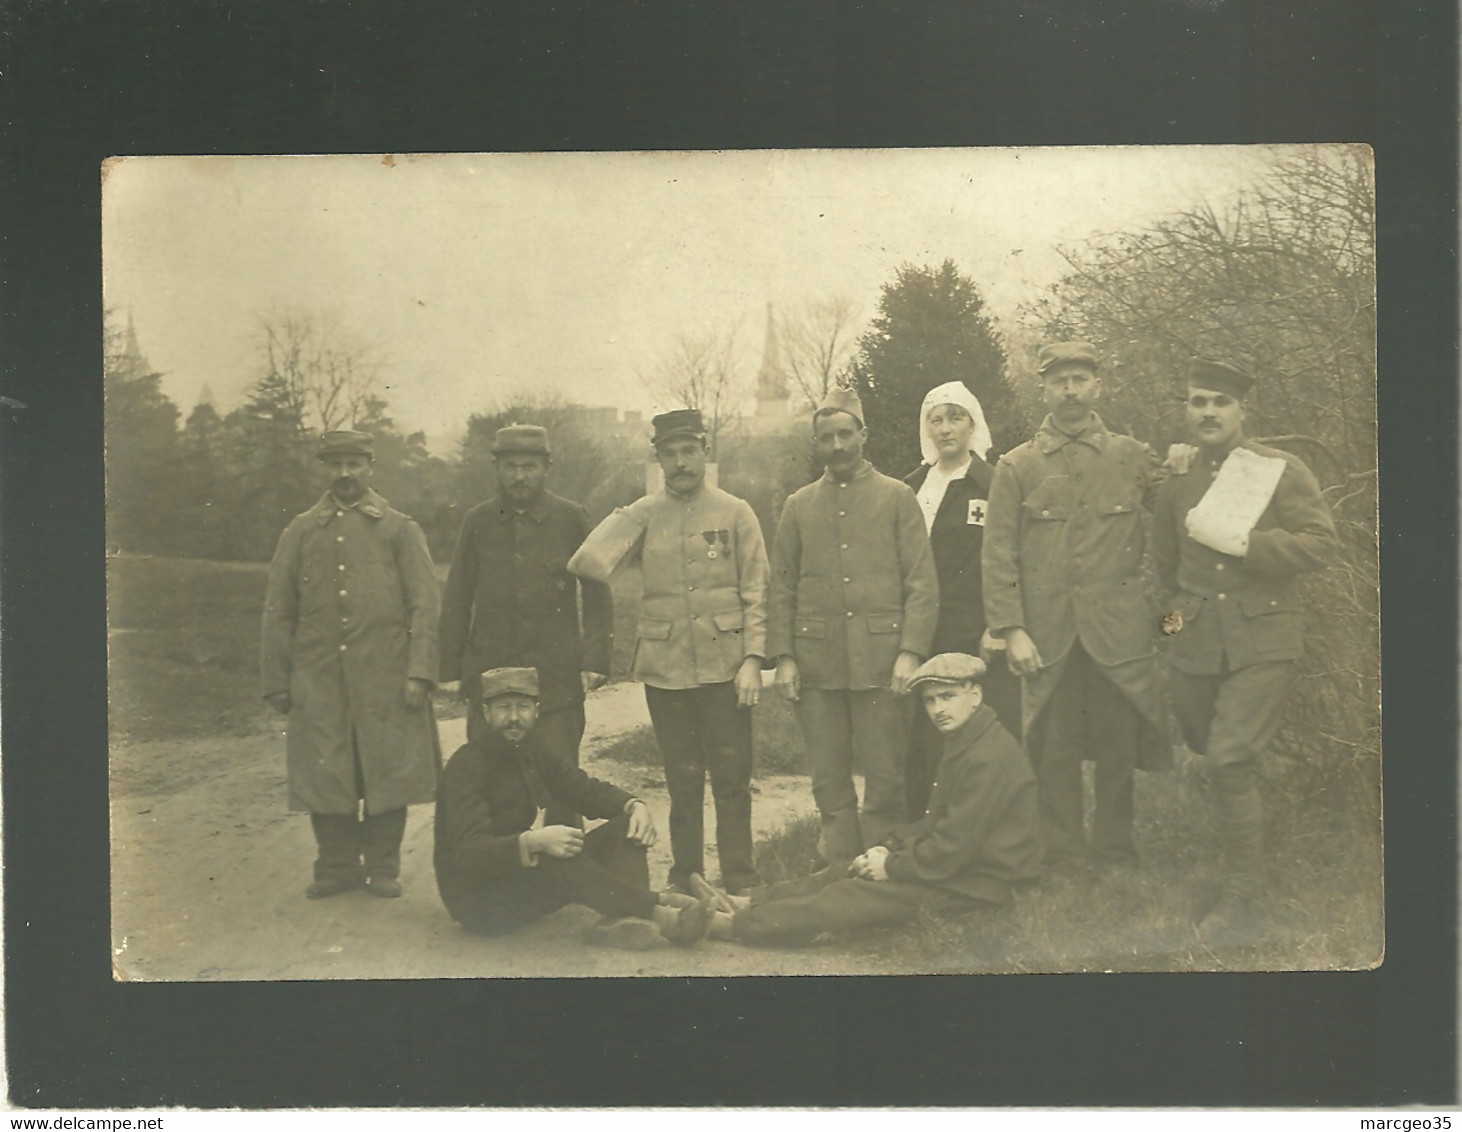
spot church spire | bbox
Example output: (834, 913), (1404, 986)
(755, 302), (786, 403)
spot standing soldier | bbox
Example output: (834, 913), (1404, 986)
(982, 342), (1173, 872)
(261, 429), (441, 899)
(438, 424), (613, 826)
(767, 387), (939, 867)
(1154, 358), (1338, 941)
(572, 409), (769, 895)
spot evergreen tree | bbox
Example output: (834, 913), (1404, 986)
(104, 313), (181, 552)
(230, 369), (315, 560)
(177, 401), (238, 559)
(847, 260), (1024, 475)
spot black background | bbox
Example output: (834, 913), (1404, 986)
(1, 0), (1455, 1109)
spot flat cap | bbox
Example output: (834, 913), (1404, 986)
(1188, 357), (1253, 399)
(908, 652), (987, 689)
(651, 408), (706, 447)
(478, 667), (540, 701)
(318, 429), (374, 460)
(491, 424), (551, 457)
(1037, 341), (1100, 375)
(814, 385), (865, 427)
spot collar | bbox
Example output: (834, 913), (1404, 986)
(1198, 432), (1248, 470)
(1034, 413), (1109, 455)
(495, 492), (552, 524)
(313, 488), (386, 525)
(820, 459), (874, 486)
(944, 704), (1000, 752)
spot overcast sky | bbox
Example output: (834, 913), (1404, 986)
(103, 145), (1297, 454)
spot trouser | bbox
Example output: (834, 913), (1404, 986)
(455, 813), (657, 935)
(1026, 641), (1140, 864)
(309, 738), (409, 882)
(311, 809), (408, 883)
(1169, 659), (1296, 895)
(906, 661), (1022, 820)
(643, 682), (761, 892)
(795, 688), (912, 866)
(732, 867), (963, 946)
(470, 695), (587, 828)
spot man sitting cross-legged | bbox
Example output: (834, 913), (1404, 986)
(433, 666), (710, 949)
(705, 653), (1042, 946)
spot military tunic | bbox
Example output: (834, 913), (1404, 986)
(438, 490), (612, 712)
(261, 488), (441, 815)
(1153, 438), (1339, 677)
(982, 413), (1170, 761)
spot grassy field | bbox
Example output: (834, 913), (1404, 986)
(107, 555), (651, 743)
(109, 553), (1383, 971)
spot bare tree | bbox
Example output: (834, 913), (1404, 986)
(255, 307), (386, 433)
(779, 294), (865, 408)
(640, 320), (751, 453)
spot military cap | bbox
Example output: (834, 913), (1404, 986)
(491, 424), (551, 457)
(814, 385), (865, 427)
(1188, 357), (1254, 399)
(317, 429), (374, 460)
(478, 667), (540, 701)
(908, 652), (987, 689)
(1037, 341), (1100, 375)
(651, 408), (706, 447)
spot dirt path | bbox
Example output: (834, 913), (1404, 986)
(111, 682), (895, 980)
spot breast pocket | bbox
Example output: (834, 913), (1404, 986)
(1240, 593), (1301, 655)
(1021, 495), (1070, 523)
(711, 609), (744, 638)
(794, 617), (826, 640)
(637, 618), (672, 642)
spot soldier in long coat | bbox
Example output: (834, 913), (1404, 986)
(261, 430), (441, 899)
(982, 342), (1173, 871)
(438, 424), (613, 827)
(1154, 358), (1338, 940)
(767, 387), (939, 865)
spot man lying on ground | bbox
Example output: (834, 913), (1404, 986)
(705, 652), (1042, 947)
(433, 666), (710, 949)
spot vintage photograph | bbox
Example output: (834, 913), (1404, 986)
(104, 146), (1380, 980)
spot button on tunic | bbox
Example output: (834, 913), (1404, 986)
(621, 484), (769, 689)
(767, 462), (938, 690)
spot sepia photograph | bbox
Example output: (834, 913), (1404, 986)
(103, 145), (1380, 982)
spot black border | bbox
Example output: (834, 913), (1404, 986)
(2, 0), (1456, 1109)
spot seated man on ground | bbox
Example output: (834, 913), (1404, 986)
(706, 653), (1041, 947)
(433, 666), (710, 948)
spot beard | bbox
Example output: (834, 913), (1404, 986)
(331, 475), (365, 503)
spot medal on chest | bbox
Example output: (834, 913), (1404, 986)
(967, 499), (987, 526)
(700, 529), (730, 559)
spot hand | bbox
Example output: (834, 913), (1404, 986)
(854, 846), (890, 882)
(1003, 628), (1044, 676)
(890, 650), (921, 695)
(265, 692), (292, 716)
(1164, 443), (1199, 476)
(581, 671), (609, 695)
(404, 678), (432, 710)
(734, 657), (763, 707)
(625, 800), (657, 847)
(526, 825), (585, 859)
(775, 656), (801, 703)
